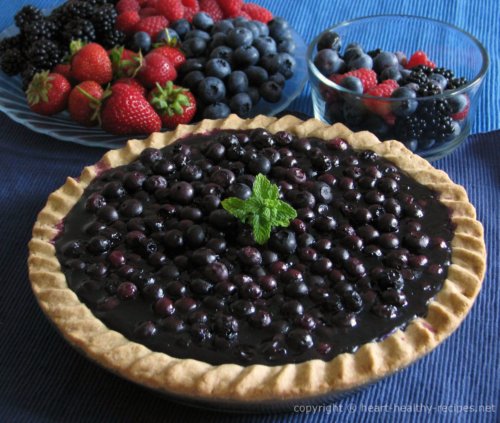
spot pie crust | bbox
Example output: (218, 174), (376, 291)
(28, 115), (486, 402)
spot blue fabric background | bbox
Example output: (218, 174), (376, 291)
(0, 1), (498, 422)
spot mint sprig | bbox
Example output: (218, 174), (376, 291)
(222, 174), (297, 245)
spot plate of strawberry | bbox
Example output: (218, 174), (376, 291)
(0, 0), (307, 149)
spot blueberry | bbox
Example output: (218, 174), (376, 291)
(244, 66), (268, 86)
(209, 32), (227, 49)
(203, 102), (231, 119)
(156, 28), (179, 45)
(314, 49), (343, 76)
(340, 76), (363, 94)
(227, 27), (254, 48)
(247, 86), (260, 105)
(277, 38), (296, 54)
(182, 70), (205, 91)
(252, 20), (269, 36)
(447, 94), (468, 114)
(276, 52), (295, 79)
(169, 181), (194, 204)
(185, 29), (211, 41)
(242, 21), (261, 39)
(211, 20), (234, 34)
(227, 70), (249, 94)
(269, 72), (285, 87)
(390, 87), (418, 116)
(131, 31), (151, 53)
(317, 31), (341, 51)
(380, 66), (402, 83)
(198, 76), (226, 103)
(205, 58), (231, 80)
(230, 93), (253, 118)
(343, 101), (366, 126)
(226, 182), (252, 200)
(418, 138), (436, 150)
(192, 12), (214, 31)
(170, 19), (191, 39)
(270, 229), (297, 254)
(373, 51), (399, 73)
(443, 121), (461, 141)
(430, 73), (448, 90)
(178, 58), (205, 75)
(259, 54), (280, 74)
(343, 46), (364, 62)
(270, 26), (292, 42)
(348, 53), (373, 70)
(210, 46), (233, 64)
(268, 17), (289, 34)
(182, 37), (207, 58)
(260, 81), (282, 102)
(253, 36), (277, 56)
(233, 45), (260, 68)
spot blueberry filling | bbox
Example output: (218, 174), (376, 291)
(55, 130), (453, 365)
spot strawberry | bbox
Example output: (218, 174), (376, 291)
(71, 43), (113, 85)
(139, 7), (159, 17)
(330, 68), (377, 93)
(109, 46), (143, 79)
(138, 52), (177, 88)
(200, 0), (224, 21)
(68, 81), (106, 127)
(116, 11), (141, 34)
(53, 63), (72, 81)
(217, 0), (243, 17)
(148, 81), (197, 128)
(156, 0), (185, 21)
(26, 71), (71, 116)
(116, 0), (140, 13)
(153, 45), (186, 69)
(241, 3), (273, 23)
(363, 80), (399, 116)
(112, 78), (147, 97)
(134, 15), (169, 39)
(451, 96), (470, 121)
(405, 51), (436, 69)
(101, 87), (162, 135)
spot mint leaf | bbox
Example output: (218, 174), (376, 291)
(252, 214), (272, 245)
(221, 173), (297, 244)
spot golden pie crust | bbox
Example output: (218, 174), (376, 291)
(28, 115), (486, 401)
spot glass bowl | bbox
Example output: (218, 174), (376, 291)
(307, 15), (489, 161)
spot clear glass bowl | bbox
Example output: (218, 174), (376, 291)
(307, 15), (489, 160)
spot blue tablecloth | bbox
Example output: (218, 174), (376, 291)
(0, 1), (498, 422)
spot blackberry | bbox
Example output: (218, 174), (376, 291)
(394, 115), (427, 141)
(418, 81), (442, 97)
(405, 69), (428, 86)
(23, 19), (57, 43)
(425, 115), (455, 140)
(14, 5), (43, 29)
(418, 99), (451, 118)
(411, 65), (434, 75)
(0, 35), (22, 54)
(0, 48), (24, 76)
(66, 1), (96, 20)
(100, 29), (126, 49)
(28, 39), (63, 71)
(92, 4), (118, 35)
(447, 77), (468, 90)
(21, 65), (42, 90)
(63, 19), (97, 44)
(433, 67), (454, 80)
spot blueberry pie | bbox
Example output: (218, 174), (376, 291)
(29, 115), (486, 403)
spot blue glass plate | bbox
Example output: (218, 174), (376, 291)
(0, 24), (308, 149)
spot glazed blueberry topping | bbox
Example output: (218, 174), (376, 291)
(55, 130), (453, 366)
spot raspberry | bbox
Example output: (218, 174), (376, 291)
(451, 98), (470, 121)
(363, 80), (399, 116)
(200, 0), (224, 21)
(217, 0), (243, 18)
(405, 51), (436, 70)
(139, 7), (160, 17)
(183, 7), (198, 22)
(241, 3), (273, 23)
(156, 0), (185, 22)
(182, 0), (200, 10)
(116, 0), (140, 14)
(116, 11), (141, 34)
(134, 15), (169, 38)
(329, 69), (377, 93)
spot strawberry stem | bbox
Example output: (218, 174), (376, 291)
(150, 81), (192, 117)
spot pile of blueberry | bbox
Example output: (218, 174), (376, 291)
(312, 31), (470, 152)
(132, 14), (297, 119)
(55, 129), (453, 365)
